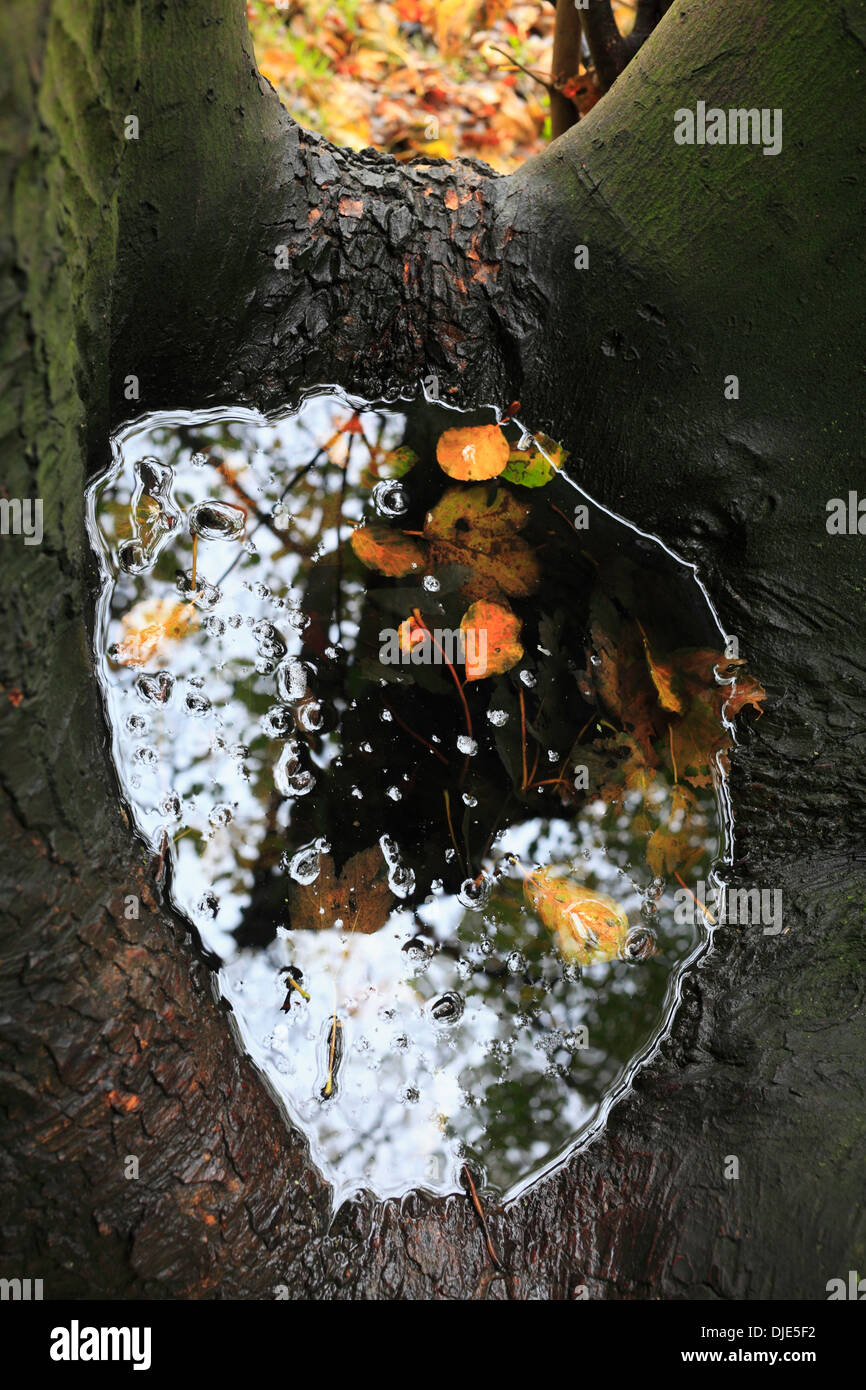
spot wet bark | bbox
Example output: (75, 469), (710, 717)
(1, 0), (865, 1299)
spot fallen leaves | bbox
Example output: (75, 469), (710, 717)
(501, 444), (556, 488)
(247, 0), (553, 173)
(582, 562), (766, 874)
(352, 478), (540, 606)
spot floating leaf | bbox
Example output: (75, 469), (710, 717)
(460, 601), (523, 680)
(382, 445), (418, 479)
(436, 424), (510, 481)
(501, 447), (555, 489)
(350, 522), (425, 577)
(524, 868), (656, 967)
(112, 599), (197, 668)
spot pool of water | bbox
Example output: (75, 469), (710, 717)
(88, 389), (731, 1204)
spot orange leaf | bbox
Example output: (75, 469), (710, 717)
(112, 599), (197, 668)
(725, 671), (766, 719)
(524, 869), (654, 967)
(350, 522), (426, 577)
(460, 600), (523, 680)
(436, 424), (510, 481)
(639, 625), (685, 715)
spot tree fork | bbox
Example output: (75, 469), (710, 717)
(1, 0), (865, 1298)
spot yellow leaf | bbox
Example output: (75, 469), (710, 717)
(436, 424), (510, 481)
(434, 0), (485, 57)
(112, 598), (197, 668)
(460, 600), (523, 680)
(524, 868), (656, 967)
(639, 624), (686, 714)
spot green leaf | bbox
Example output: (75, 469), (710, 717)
(501, 448), (555, 488)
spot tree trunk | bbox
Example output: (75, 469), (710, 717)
(2, 0), (865, 1298)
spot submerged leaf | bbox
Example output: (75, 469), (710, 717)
(524, 868), (655, 967)
(350, 522), (425, 577)
(112, 598), (197, 668)
(288, 846), (394, 935)
(425, 485), (539, 601)
(645, 784), (705, 877)
(460, 601), (523, 680)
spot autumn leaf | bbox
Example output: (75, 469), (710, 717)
(350, 521), (425, 577)
(288, 846), (395, 935)
(501, 445), (556, 488)
(460, 600), (523, 680)
(424, 484), (540, 602)
(524, 868), (656, 967)
(589, 589), (663, 770)
(645, 784), (705, 877)
(638, 623), (686, 715)
(398, 612), (426, 656)
(436, 424), (510, 481)
(725, 669), (766, 719)
(112, 598), (197, 668)
(433, 0), (485, 57)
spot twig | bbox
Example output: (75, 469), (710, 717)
(461, 1164), (505, 1273)
(444, 790), (466, 877)
(383, 703), (450, 765)
(674, 870), (717, 925)
(488, 45), (555, 95)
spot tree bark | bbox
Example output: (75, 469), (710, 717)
(1, 0), (865, 1298)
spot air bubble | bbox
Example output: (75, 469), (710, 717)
(253, 620), (287, 662)
(261, 704), (294, 738)
(457, 735), (477, 756)
(176, 569), (221, 610)
(188, 500), (246, 540)
(519, 670), (536, 688)
(458, 875), (491, 909)
(184, 691), (212, 716)
(284, 839), (328, 885)
(275, 657), (311, 703)
(487, 708), (508, 727)
(135, 671), (174, 705)
(372, 480), (408, 517)
(209, 803), (233, 828)
(275, 743), (315, 797)
(136, 457), (172, 497)
(430, 992), (464, 1024)
(117, 539), (148, 574)
(297, 699), (324, 733)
